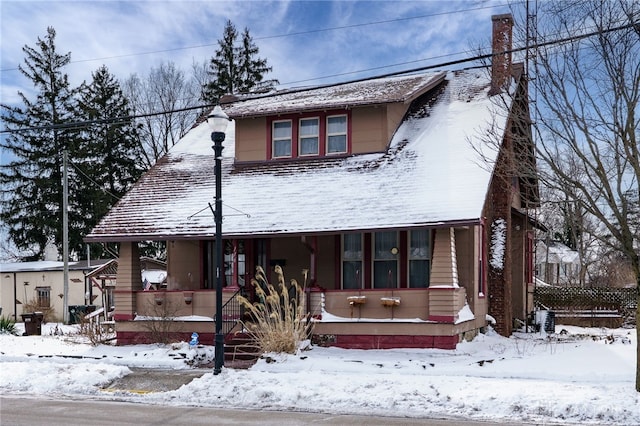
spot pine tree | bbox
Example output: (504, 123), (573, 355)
(75, 65), (144, 258)
(0, 27), (80, 261)
(202, 20), (278, 102)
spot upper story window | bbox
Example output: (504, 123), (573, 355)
(272, 120), (292, 158)
(327, 115), (347, 154)
(268, 110), (350, 160)
(299, 118), (319, 156)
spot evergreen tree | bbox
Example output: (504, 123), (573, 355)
(76, 65), (144, 258)
(0, 27), (80, 261)
(202, 20), (278, 102)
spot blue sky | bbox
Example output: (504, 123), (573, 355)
(0, 0), (516, 259)
(1, 0), (515, 104)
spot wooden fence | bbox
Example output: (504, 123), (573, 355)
(533, 286), (638, 327)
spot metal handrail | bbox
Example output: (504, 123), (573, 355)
(214, 288), (244, 336)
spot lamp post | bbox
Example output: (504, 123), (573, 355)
(207, 105), (230, 375)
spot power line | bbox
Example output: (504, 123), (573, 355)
(1, 21), (636, 136)
(0, 2), (511, 73)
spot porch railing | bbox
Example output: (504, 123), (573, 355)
(214, 288), (245, 336)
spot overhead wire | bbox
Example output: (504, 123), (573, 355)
(1, 20), (637, 136)
(0, 2), (513, 73)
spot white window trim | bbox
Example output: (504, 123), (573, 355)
(326, 114), (348, 155)
(272, 119), (292, 158)
(298, 117), (320, 156)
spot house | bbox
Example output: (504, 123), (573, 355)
(0, 258), (112, 322)
(0, 257), (166, 323)
(535, 240), (581, 286)
(86, 14), (540, 348)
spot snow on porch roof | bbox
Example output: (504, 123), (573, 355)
(86, 69), (506, 242)
(222, 72), (446, 118)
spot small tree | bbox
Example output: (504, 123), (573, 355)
(238, 265), (313, 354)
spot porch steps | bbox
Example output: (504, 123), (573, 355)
(224, 332), (260, 369)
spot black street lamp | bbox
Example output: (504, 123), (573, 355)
(207, 105), (230, 375)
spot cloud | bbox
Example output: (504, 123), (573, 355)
(1, 1), (512, 98)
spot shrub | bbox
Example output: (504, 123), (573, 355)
(77, 313), (114, 346)
(0, 316), (18, 335)
(137, 297), (184, 344)
(21, 299), (55, 323)
(238, 265), (314, 354)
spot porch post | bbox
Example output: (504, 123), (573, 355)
(428, 228), (465, 323)
(113, 241), (141, 321)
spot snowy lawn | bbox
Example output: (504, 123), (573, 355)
(0, 322), (638, 425)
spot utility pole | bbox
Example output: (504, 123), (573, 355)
(63, 150), (69, 324)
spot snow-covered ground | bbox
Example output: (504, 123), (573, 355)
(1, 322), (638, 425)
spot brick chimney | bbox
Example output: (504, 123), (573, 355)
(489, 13), (514, 95)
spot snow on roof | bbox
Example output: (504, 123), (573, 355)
(222, 72), (446, 118)
(536, 241), (580, 265)
(87, 69), (507, 241)
(0, 259), (113, 273)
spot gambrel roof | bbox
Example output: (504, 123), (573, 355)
(86, 69), (508, 242)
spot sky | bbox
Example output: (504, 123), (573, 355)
(0, 0), (514, 104)
(0, 0), (515, 260)
(1, 321), (638, 424)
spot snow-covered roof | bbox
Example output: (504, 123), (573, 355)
(535, 241), (580, 265)
(0, 259), (113, 273)
(87, 69), (508, 242)
(222, 72), (445, 118)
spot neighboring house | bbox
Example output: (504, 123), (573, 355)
(86, 14), (540, 348)
(0, 259), (113, 322)
(535, 240), (580, 286)
(0, 257), (166, 323)
(85, 257), (167, 320)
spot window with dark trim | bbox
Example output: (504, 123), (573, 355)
(268, 110), (350, 159)
(342, 233), (363, 289)
(409, 230), (431, 288)
(373, 231), (399, 289)
(36, 286), (51, 307)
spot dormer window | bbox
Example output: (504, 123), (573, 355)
(327, 115), (347, 154)
(272, 120), (292, 158)
(299, 118), (319, 156)
(268, 110), (350, 160)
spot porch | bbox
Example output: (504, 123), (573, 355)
(113, 284), (483, 349)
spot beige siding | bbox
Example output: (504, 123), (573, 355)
(385, 103), (407, 141)
(351, 107), (387, 153)
(428, 287), (467, 319)
(315, 235), (337, 289)
(430, 228), (459, 287)
(323, 289), (429, 320)
(0, 269), (93, 322)
(234, 117), (267, 162)
(114, 242), (141, 320)
(167, 240), (201, 290)
(233, 104), (410, 162)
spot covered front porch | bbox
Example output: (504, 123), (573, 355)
(111, 224), (490, 349)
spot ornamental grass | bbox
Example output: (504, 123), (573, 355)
(238, 265), (314, 354)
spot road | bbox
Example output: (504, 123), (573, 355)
(1, 396), (539, 426)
